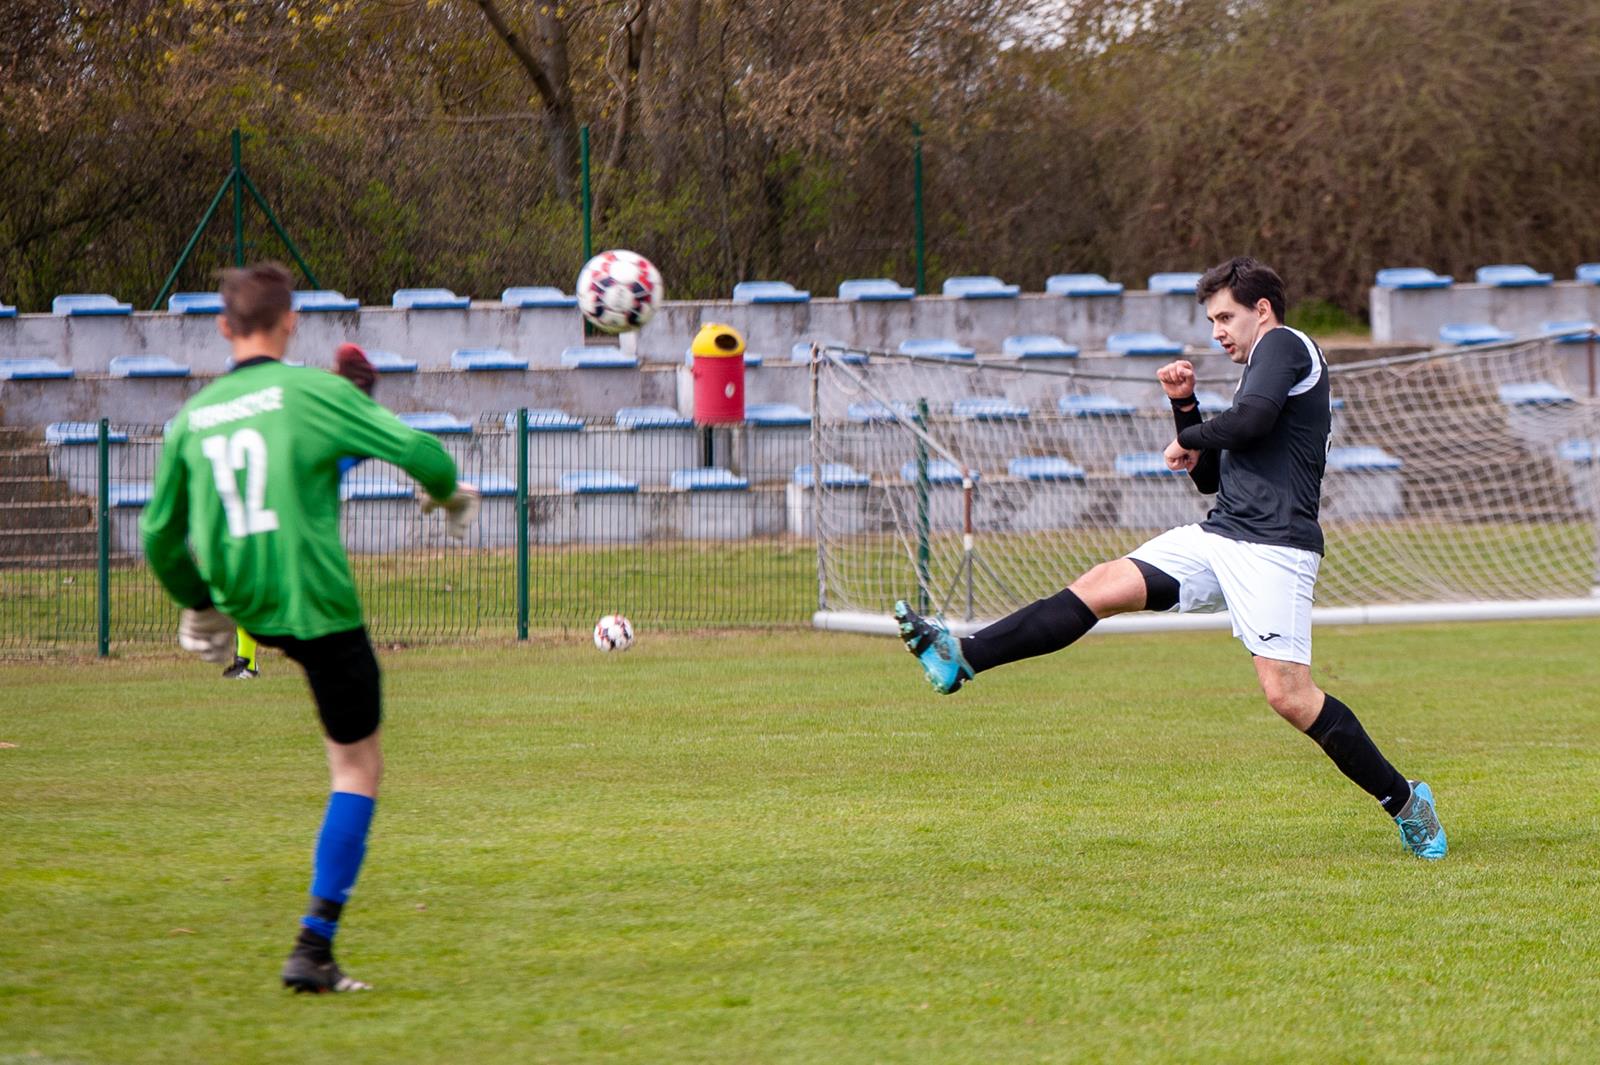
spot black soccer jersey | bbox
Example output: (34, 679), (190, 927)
(1199, 326), (1331, 554)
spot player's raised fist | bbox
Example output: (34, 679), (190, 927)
(1156, 360), (1196, 400)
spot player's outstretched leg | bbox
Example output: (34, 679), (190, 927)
(281, 930), (373, 993)
(894, 600), (974, 694)
(1393, 780), (1447, 860)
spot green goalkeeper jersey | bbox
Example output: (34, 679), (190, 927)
(140, 358), (459, 639)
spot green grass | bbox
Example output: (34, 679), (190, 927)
(5, 622), (1600, 1062)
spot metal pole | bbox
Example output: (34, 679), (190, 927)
(96, 419), (110, 657)
(914, 397), (931, 611)
(232, 129), (245, 267)
(516, 408), (529, 640)
(580, 125), (593, 261)
(810, 345), (827, 611)
(912, 123), (926, 296)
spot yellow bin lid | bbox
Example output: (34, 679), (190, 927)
(692, 322), (745, 358)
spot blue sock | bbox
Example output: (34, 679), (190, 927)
(301, 791), (375, 940)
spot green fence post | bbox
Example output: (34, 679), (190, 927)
(914, 398), (931, 612)
(516, 408), (530, 640)
(96, 418), (111, 657)
(913, 123), (926, 296)
(580, 126), (593, 262)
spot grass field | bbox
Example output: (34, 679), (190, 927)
(6, 622), (1600, 1063)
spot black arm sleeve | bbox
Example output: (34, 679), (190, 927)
(1170, 395), (1220, 494)
(1176, 395), (1279, 452)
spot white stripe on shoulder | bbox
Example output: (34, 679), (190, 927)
(1281, 326), (1324, 397)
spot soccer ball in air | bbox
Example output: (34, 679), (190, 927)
(576, 250), (663, 333)
(593, 614), (635, 652)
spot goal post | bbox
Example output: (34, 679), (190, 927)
(806, 339), (1600, 635)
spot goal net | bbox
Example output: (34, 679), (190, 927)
(806, 339), (1600, 633)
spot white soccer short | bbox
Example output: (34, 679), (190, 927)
(1127, 524), (1320, 664)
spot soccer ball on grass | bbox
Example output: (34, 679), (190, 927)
(593, 614), (635, 652)
(576, 250), (662, 334)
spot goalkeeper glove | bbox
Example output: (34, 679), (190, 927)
(178, 606), (236, 664)
(422, 482), (480, 540)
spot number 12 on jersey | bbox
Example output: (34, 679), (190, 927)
(200, 428), (280, 537)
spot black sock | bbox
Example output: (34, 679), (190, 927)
(960, 588), (1098, 674)
(293, 926), (333, 962)
(1305, 694), (1411, 817)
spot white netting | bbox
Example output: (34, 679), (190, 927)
(808, 340), (1600, 623)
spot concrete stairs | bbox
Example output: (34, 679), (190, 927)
(0, 426), (100, 564)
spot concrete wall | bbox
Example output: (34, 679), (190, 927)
(1371, 281), (1600, 344)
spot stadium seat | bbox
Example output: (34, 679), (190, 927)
(1002, 334), (1079, 359)
(1577, 264), (1600, 285)
(110, 481), (153, 508)
(1107, 331), (1184, 356)
(1559, 440), (1600, 464)
(1007, 456), (1086, 481)
(392, 288), (470, 310)
(792, 340), (865, 365)
(1147, 272), (1202, 294)
(501, 285), (578, 308)
(167, 292), (223, 314)
(558, 471), (639, 494)
(502, 408), (583, 432)
(52, 294), (131, 316)
(1374, 267), (1453, 290)
(953, 396), (1030, 421)
(1058, 393), (1135, 417)
(941, 275), (1020, 299)
(745, 402), (811, 427)
(732, 280), (810, 303)
(899, 459), (973, 485)
(670, 467), (750, 491)
(838, 278), (914, 301)
(1187, 390), (1231, 413)
(367, 350), (419, 373)
(450, 347), (527, 371)
(792, 463), (870, 488)
(397, 411), (473, 434)
(475, 474), (518, 498)
(341, 473), (415, 501)
(1322, 446), (1405, 521)
(848, 400), (915, 423)
(1115, 452), (1185, 477)
(1326, 445), (1403, 471)
(562, 345), (639, 369)
(108, 355), (190, 378)
(0, 300), (14, 318)
(1440, 323), (1513, 346)
(1498, 381), (1574, 406)
(615, 405), (693, 430)
(0, 357), (73, 380)
(46, 421), (127, 444)
(898, 338), (976, 360)
(291, 290), (360, 312)
(1475, 264), (1554, 287)
(1541, 320), (1597, 343)
(1045, 273), (1123, 297)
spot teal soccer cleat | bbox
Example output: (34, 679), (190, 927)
(893, 600), (974, 694)
(1394, 780), (1448, 860)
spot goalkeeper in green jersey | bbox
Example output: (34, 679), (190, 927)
(139, 262), (480, 993)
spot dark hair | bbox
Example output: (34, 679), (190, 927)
(1196, 257), (1285, 322)
(220, 262), (294, 336)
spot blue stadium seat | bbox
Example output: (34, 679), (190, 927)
(561, 345), (639, 369)
(341, 473), (415, 501)
(1147, 272), (1202, 294)
(1002, 334), (1079, 359)
(1475, 264), (1554, 287)
(450, 347), (527, 371)
(1115, 452), (1185, 477)
(292, 290), (360, 312)
(1375, 267), (1454, 289)
(848, 400), (914, 423)
(476, 474), (518, 497)
(109, 355), (190, 378)
(1440, 323), (1513, 346)
(793, 463), (871, 489)
(1577, 264), (1600, 285)
(0, 300), (14, 318)
(942, 275), (1019, 299)
(898, 338), (976, 360)
(1107, 331), (1184, 356)
(1007, 456), (1086, 482)
(110, 481), (153, 508)
(392, 288), (470, 310)
(1058, 393), (1134, 417)
(46, 421), (127, 444)
(1191, 390), (1231, 413)
(397, 411), (473, 434)
(670, 467), (750, 491)
(953, 396), (1030, 421)
(0, 357), (73, 380)
(167, 292), (223, 314)
(745, 402), (811, 427)
(1045, 273), (1123, 297)
(52, 294), (131, 316)
(558, 471), (639, 495)
(899, 459), (975, 486)
(502, 408), (583, 432)
(1559, 440), (1600, 464)
(1498, 381), (1574, 407)
(1326, 446), (1403, 471)
(792, 340), (865, 364)
(501, 285), (578, 308)
(1541, 320), (1597, 343)
(838, 278), (914, 301)
(367, 350), (418, 373)
(732, 280), (810, 303)
(615, 405), (692, 430)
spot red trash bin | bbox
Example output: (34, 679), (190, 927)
(690, 322), (746, 425)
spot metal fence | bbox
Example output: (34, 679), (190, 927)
(0, 413), (818, 655)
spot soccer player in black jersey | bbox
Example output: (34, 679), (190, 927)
(896, 257), (1446, 859)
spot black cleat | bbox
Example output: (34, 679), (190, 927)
(222, 657), (259, 680)
(281, 951), (372, 993)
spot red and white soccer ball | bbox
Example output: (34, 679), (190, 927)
(593, 614), (635, 653)
(576, 250), (663, 334)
